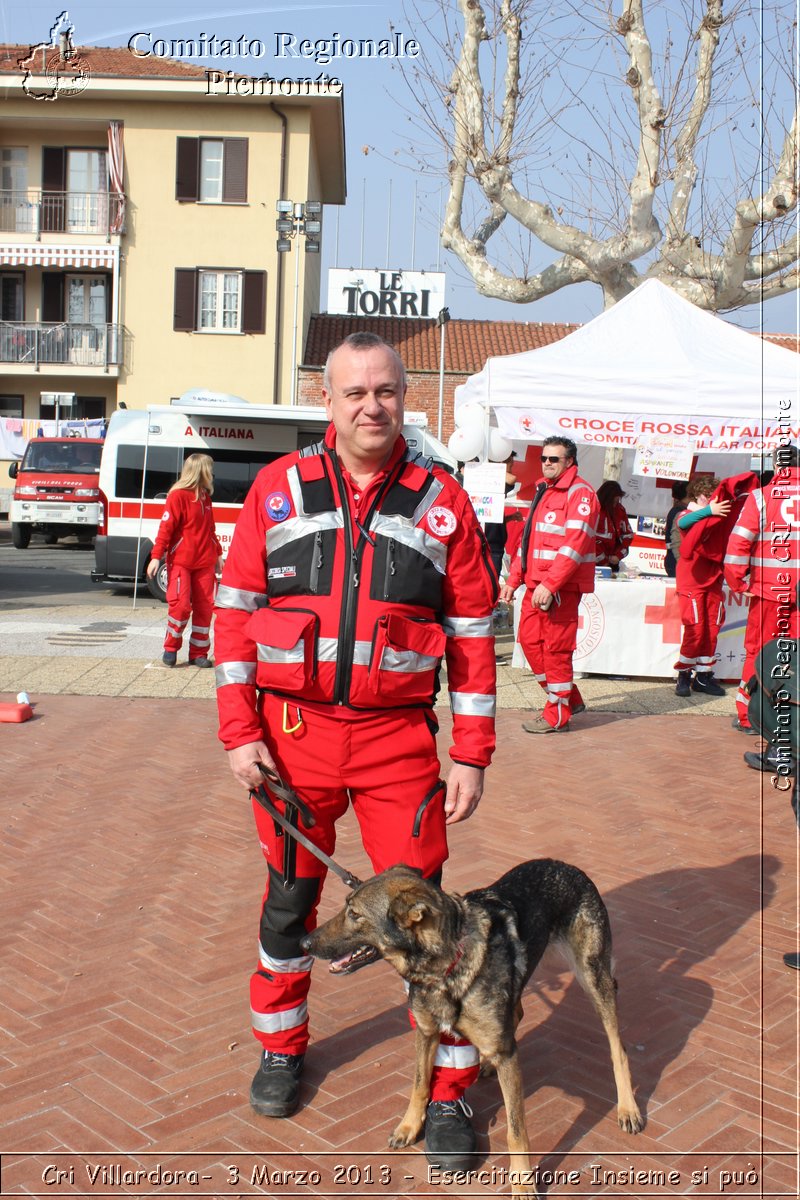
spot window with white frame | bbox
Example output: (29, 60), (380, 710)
(198, 271), (242, 332)
(199, 140), (224, 203)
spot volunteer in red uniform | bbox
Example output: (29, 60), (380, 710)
(673, 472), (757, 698)
(724, 445), (800, 732)
(595, 480), (633, 572)
(147, 452), (222, 668)
(214, 333), (497, 1170)
(499, 437), (599, 733)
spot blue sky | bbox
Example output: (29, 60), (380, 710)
(5, 0), (798, 335)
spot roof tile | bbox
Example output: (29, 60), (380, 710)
(304, 314), (800, 373)
(0, 43), (208, 79)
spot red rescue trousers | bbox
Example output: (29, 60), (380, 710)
(249, 694), (480, 1102)
(518, 589), (583, 728)
(163, 565), (216, 661)
(736, 597), (800, 727)
(674, 585), (725, 672)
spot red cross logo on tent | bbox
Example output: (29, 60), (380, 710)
(644, 586), (682, 644)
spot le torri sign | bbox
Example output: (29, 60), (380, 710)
(327, 269), (446, 318)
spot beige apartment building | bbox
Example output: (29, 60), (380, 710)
(0, 40), (345, 433)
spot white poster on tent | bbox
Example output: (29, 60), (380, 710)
(462, 461), (505, 523)
(633, 433), (694, 480)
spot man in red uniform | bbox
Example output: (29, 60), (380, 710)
(499, 437), (599, 733)
(724, 444), (800, 732)
(214, 333), (497, 1168)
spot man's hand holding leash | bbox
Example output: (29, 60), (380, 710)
(227, 740), (279, 790)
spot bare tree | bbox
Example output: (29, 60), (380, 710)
(398, 0), (798, 311)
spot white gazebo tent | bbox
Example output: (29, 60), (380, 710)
(455, 279), (799, 463)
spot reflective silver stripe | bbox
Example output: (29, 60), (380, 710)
(434, 1042), (480, 1069)
(266, 508), (341, 555)
(557, 545), (582, 563)
(258, 947), (314, 974)
(411, 476), (444, 526)
(190, 634), (210, 646)
(265, 465), (343, 554)
(567, 482), (591, 498)
(534, 672), (546, 682)
(548, 681), (572, 693)
(318, 639), (371, 666)
(167, 616), (187, 629)
(535, 521), (565, 535)
(371, 512), (448, 575)
(251, 1001), (308, 1034)
(318, 637), (340, 663)
(353, 640), (371, 667)
(536, 548), (558, 560)
(566, 519), (596, 536)
(751, 557), (800, 569)
(379, 647), (440, 674)
(216, 585), (268, 612)
(442, 616), (493, 638)
(192, 624), (210, 634)
(731, 524), (756, 542)
(215, 661), (256, 687)
(450, 691), (497, 717)
(724, 554), (751, 565)
(257, 640), (304, 664)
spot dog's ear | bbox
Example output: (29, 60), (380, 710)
(388, 885), (432, 930)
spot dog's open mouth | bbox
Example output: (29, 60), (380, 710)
(328, 945), (381, 975)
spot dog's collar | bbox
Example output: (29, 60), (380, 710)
(444, 937), (467, 977)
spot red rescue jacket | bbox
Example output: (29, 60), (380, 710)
(677, 472), (759, 592)
(595, 500), (633, 566)
(151, 487), (221, 571)
(724, 466), (800, 598)
(506, 464), (599, 595)
(214, 429), (498, 768)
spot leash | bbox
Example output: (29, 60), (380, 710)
(250, 764), (364, 890)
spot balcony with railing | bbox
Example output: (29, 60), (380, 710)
(0, 190), (125, 238)
(0, 322), (124, 370)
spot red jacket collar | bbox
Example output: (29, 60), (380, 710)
(538, 462), (579, 491)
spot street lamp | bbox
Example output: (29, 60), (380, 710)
(436, 307), (450, 441)
(276, 199), (323, 405)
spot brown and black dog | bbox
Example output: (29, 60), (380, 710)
(301, 859), (642, 1199)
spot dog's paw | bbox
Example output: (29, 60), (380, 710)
(618, 1105), (644, 1134)
(388, 1122), (421, 1149)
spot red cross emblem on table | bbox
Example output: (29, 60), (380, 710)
(644, 585), (682, 644)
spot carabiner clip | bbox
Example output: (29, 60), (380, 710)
(282, 703), (303, 734)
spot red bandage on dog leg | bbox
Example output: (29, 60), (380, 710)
(0, 702), (33, 723)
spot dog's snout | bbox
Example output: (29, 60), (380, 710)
(299, 933), (313, 953)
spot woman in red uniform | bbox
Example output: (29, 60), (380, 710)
(147, 453), (222, 667)
(595, 480), (633, 573)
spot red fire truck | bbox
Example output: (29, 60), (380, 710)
(8, 437), (104, 549)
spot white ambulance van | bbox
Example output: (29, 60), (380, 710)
(93, 399), (457, 600)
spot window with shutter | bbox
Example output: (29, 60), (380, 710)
(173, 269), (198, 331)
(177, 137), (248, 204)
(173, 269), (265, 333)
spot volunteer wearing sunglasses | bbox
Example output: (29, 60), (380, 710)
(500, 437), (599, 733)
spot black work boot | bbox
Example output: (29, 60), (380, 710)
(675, 671), (692, 697)
(424, 1098), (477, 1170)
(249, 1051), (305, 1117)
(691, 671), (725, 697)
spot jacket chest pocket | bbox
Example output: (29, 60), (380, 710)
(368, 613), (447, 703)
(247, 607), (319, 692)
(539, 503), (567, 548)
